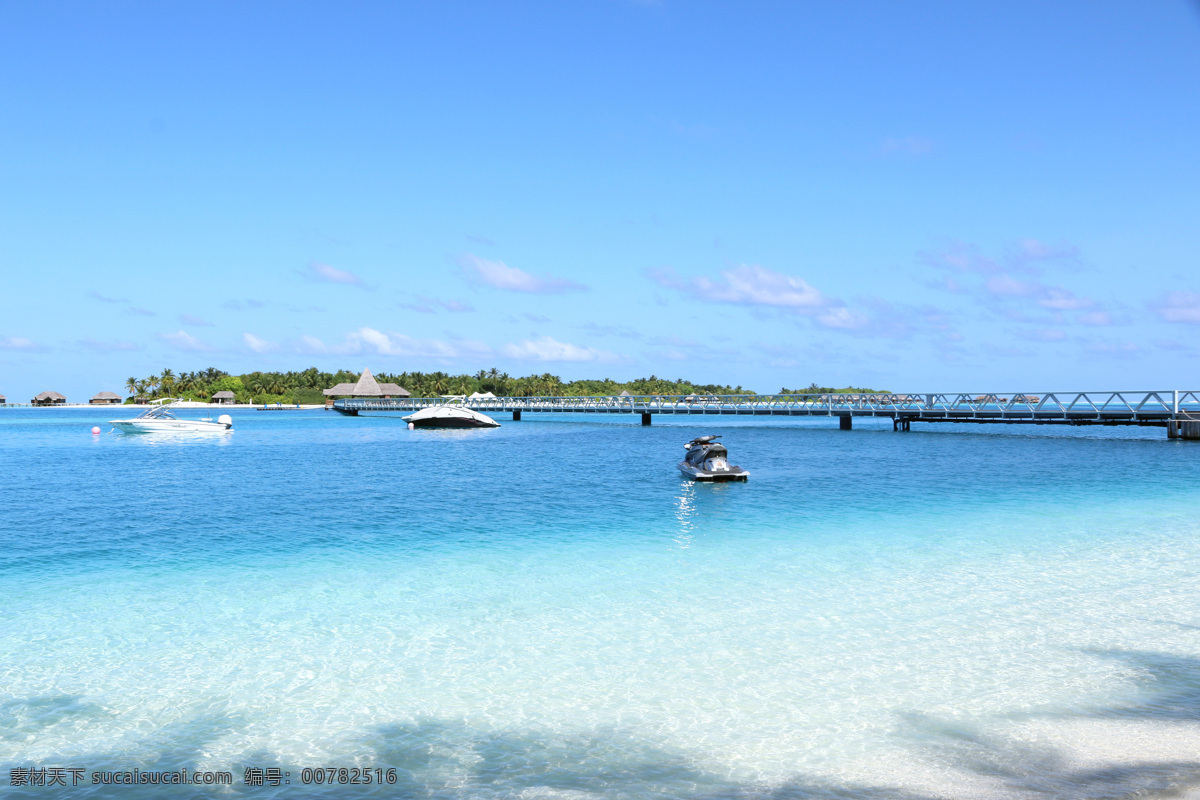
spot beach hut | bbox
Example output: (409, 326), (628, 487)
(619, 390), (632, 397)
(323, 369), (409, 405)
(32, 391), (66, 406)
(211, 390), (236, 405)
(89, 391), (122, 405)
(0, 393), (6, 405)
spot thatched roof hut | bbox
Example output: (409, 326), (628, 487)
(211, 390), (236, 404)
(89, 391), (122, 405)
(0, 393), (6, 404)
(323, 369), (409, 399)
(619, 390), (632, 397)
(32, 391), (66, 405)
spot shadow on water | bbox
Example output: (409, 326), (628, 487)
(6, 646), (1200, 799)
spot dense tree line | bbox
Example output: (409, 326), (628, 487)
(777, 383), (889, 394)
(123, 367), (757, 405)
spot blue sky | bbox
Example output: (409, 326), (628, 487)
(2, 1), (1199, 400)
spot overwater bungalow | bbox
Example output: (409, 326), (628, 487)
(32, 391), (66, 406)
(89, 391), (122, 405)
(211, 390), (236, 405)
(323, 369), (409, 406)
(0, 393), (6, 405)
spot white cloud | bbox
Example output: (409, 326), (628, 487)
(179, 314), (214, 327)
(501, 336), (619, 363)
(985, 275), (1040, 297)
(243, 332), (279, 353)
(301, 327), (492, 360)
(650, 264), (830, 309)
(0, 336), (38, 350)
(815, 307), (871, 330)
(459, 254), (586, 294)
(160, 330), (211, 352)
(79, 338), (140, 352)
(1153, 291), (1200, 324)
(307, 262), (364, 286)
(399, 296), (474, 314)
(86, 290), (126, 304)
(1077, 311), (1112, 326)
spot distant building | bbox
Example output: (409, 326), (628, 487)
(323, 369), (409, 406)
(211, 390), (236, 405)
(468, 391), (496, 399)
(89, 391), (122, 405)
(0, 393), (6, 404)
(32, 391), (66, 406)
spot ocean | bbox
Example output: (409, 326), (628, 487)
(2, 407), (1199, 798)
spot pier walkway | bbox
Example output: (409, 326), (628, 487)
(334, 390), (1200, 438)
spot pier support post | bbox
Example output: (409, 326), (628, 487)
(512, 410), (521, 421)
(840, 416), (852, 431)
(1184, 421), (1200, 441)
(641, 412), (652, 426)
(1169, 421), (1180, 439)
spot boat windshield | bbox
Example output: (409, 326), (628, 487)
(135, 402), (181, 420)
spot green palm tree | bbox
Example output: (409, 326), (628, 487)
(125, 377), (138, 397)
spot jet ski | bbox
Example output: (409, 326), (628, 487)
(678, 435), (749, 481)
(403, 397), (500, 429)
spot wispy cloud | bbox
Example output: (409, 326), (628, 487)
(501, 336), (621, 363)
(579, 322), (643, 340)
(86, 290), (126, 304)
(223, 299), (267, 311)
(1084, 340), (1141, 358)
(0, 335), (41, 351)
(398, 296), (474, 314)
(459, 254), (587, 294)
(649, 264), (830, 309)
(78, 338), (141, 352)
(179, 314), (214, 327)
(243, 332), (279, 353)
(1151, 291), (1200, 324)
(159, 330), (212, 352)
(299, 328), (492, 360)
(465, 233), (495, 246)
(125, 307), (156, 317)
(649, 263), (892, 335)
(303, 262), (365, 287)
(1077, 311), (1112, 326)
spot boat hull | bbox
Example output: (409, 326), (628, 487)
(408, 417), (499, 429)
(110, 420), (232, 434)
(403, 406), (500, 429)
(678, 462), (749, 482)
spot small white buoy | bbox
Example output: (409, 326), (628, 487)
(408, 422), (415, 430)
(91, 426), (101, 435)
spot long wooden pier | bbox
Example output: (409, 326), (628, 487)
(334, 390), (1200, 438)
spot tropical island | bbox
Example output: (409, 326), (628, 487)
(119, 369), (888, 405)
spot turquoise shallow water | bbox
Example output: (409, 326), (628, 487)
(3, 408), (1200, 798)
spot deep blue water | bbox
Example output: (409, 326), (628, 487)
(3, 408), (1199, 798)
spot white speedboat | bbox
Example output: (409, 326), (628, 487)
(403, 397), (500, 429)
(678, 435), (748, 482)
(110, 399), (233, 434)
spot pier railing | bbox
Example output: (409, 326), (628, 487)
(335, 390), (1200, 426)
